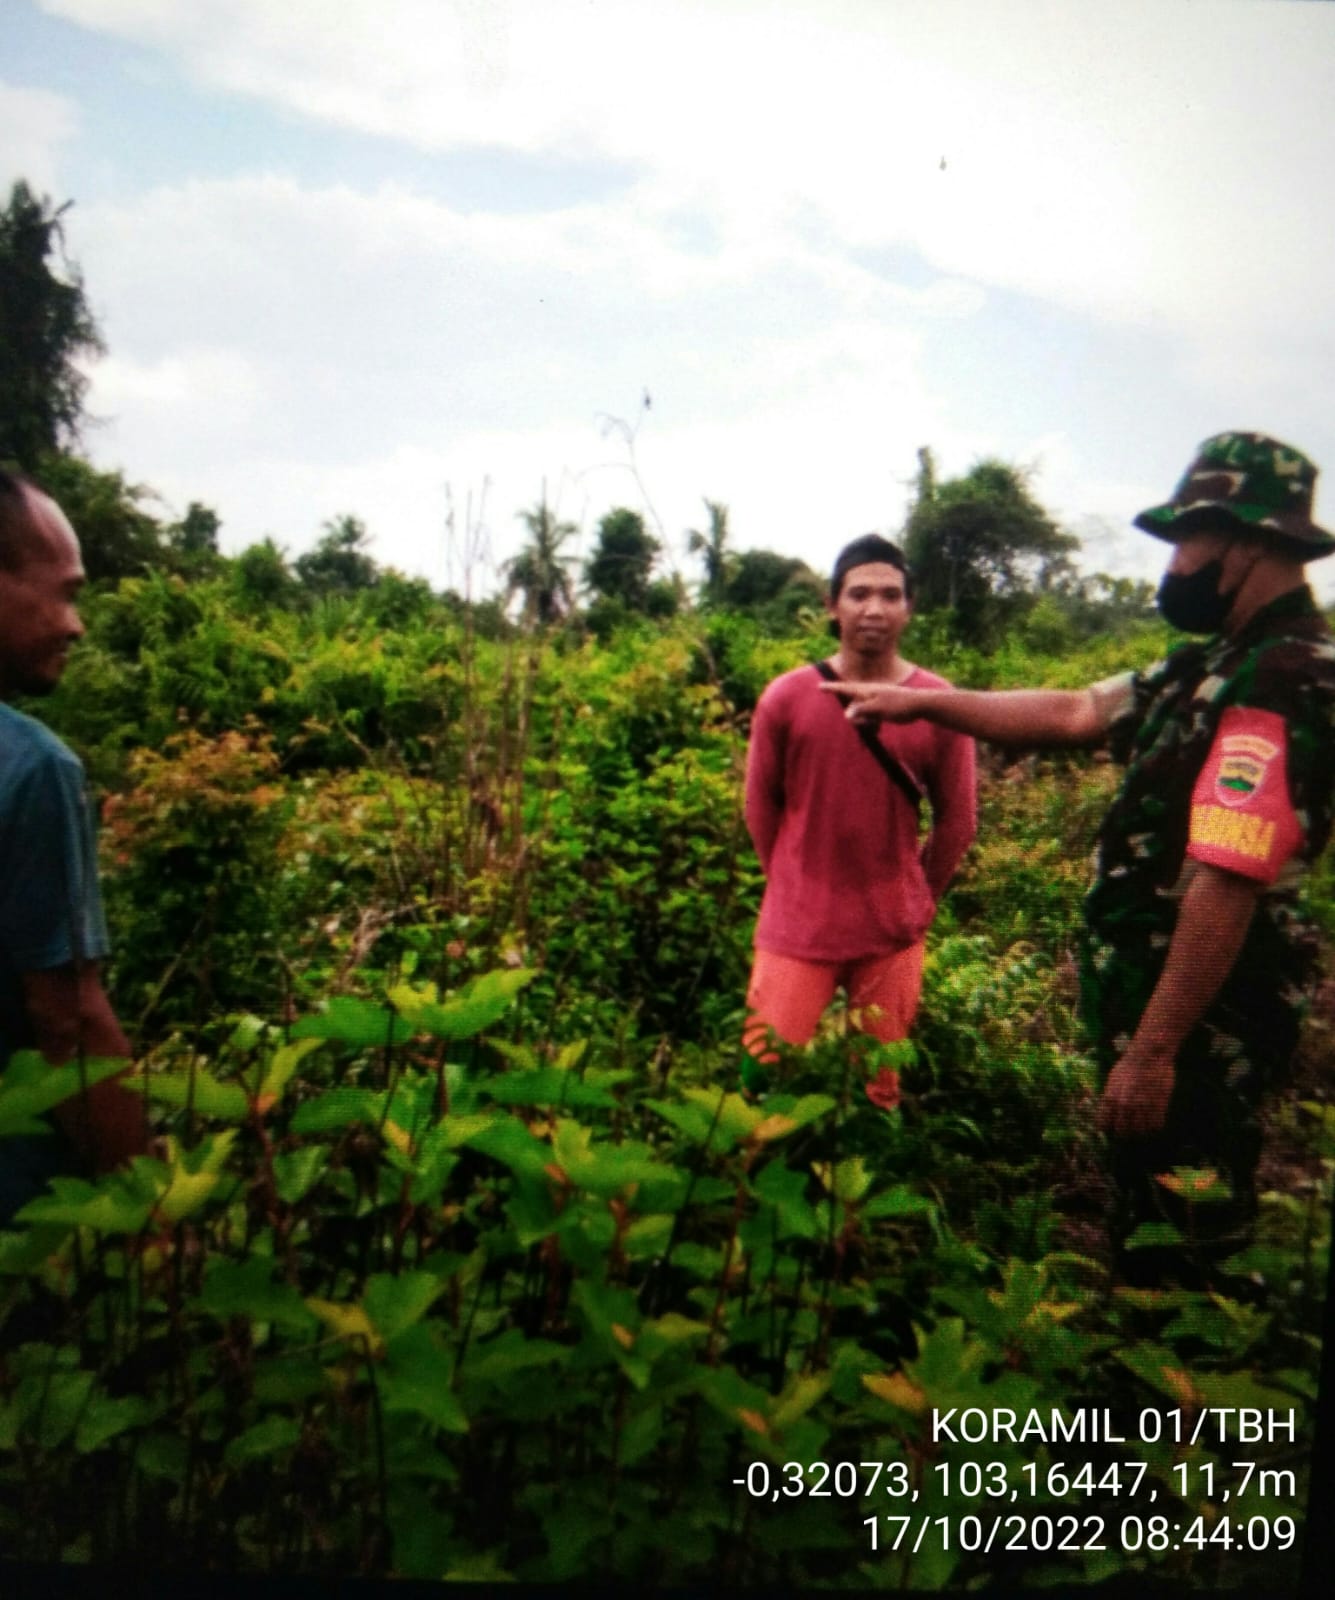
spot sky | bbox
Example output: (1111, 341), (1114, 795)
(5, 0), (1335, 602)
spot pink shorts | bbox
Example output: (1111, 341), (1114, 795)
(742, 942), (926, 1064)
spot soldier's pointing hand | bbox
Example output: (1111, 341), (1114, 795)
(819, 681), (926, 724)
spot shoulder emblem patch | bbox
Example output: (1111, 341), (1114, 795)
(1188, 705), (1303, 884)
(1214, 731), (1279, 808)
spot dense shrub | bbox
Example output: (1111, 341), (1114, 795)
(1, 577), (1328, 1585)
(101, 727), (291, 1028)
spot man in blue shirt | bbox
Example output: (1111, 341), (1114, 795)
(0, 468), (146, 1223)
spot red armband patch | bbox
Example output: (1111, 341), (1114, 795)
(1187, 706), (1303, 884)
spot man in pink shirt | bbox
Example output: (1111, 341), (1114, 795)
(743, 535), (977, 1104)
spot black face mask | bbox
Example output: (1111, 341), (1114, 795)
(1156, 558), (1233, 633)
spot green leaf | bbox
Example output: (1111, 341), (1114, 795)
(253, 1353), (327, 1406)
(535, 1497), (612, 1580)
(16, 1172), (155, 1233)
(645, 1098), (737, 1150)
(771, 1371), (830, 1433)
(0, 1384), (36, 1450)
(548, 1121), (668, 1196)
(391, 968), (536, 1041)
(364, 1270), (446, 1344)
(571, 1281), (649, 1389)
(750, 1162), (819, 1240)
(291, 997), (412, 1047)
(381, 1324), (468, 1434)
(227, 1015), (268, 1054)
(271, 1144), (329, 1204)
(135, 1431), (189, 1481)
(478, 1069), (618, 1110)
(553, 1039), (588, 1072)
(462, 1328), (572, 1385)
(762, 1092), (838, 1130)
(290, 1086), (382, 1134)
(195, 1257), (318, 1333)
(258, 1036), (325, 1102)
(812, 1156), (872, 1203)
(1124, 1221), (1186, 1250)
(617, 1401), (664, 1466)
(0, 1051), (136, 1137)
(444, 1552), (516, 1583)
(4, 1340), (78, 1376)
(863, 1185), (937, 1221)
(681, 1087), (763, 1144)
(0, 1222), (75, 1274)
(622, 1213), (673, 1259)
(176, 1129), (240, 1178)
(305, 1296), (379, 1352)
(155, 1130), (239, 1222)
(671, 1241), (724, 1280)
(638, 1313), (710, 1361)
(504, 1176), (568, 1247)
(486, 1038), (539, 1072)
(76, 1392), (161, 1454)
(1154, 1165), (1234, 1204)
(1195, 1369), (1309, 1419)
(399, 1130), (458, 1206)
(36, 1369), (94, 1449)
(1116, 1342), (1206, 1409)
(463, 1115), (552, 1181)
(440, 1112), (502, 1149)
(137, 1068), (249, 1120)
(694, 1365), (774, 1436)
(389, 1485), (457, 1579)
(223, 1413), (301, 1467)
(382, 1378), (467, 1437)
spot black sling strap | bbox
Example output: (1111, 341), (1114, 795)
(812, 659), (924, 815)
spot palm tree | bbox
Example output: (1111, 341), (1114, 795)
(687, 498), (734, 605)
(506, 493), (579, 625)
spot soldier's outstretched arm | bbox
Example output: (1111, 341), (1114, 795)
(1097, 863), (1261, 1138)
(818, 680), (1113, 748)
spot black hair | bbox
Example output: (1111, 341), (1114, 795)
(829, 533), (913, 600)
(0, 469), (36, 573)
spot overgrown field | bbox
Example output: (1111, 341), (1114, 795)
(1, 577), (1330, 1587)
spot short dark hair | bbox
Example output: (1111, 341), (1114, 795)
(830, 533), (913, 601)
(0, 469), (38, 573)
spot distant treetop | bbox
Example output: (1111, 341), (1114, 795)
(0, 180), (104, 470)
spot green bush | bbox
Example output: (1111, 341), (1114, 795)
(101, 728), (291, 1028)
(0, 967), (1320, 1582)
(4, 576), (1326, 1585)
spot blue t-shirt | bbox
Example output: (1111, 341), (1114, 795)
(0, 704), (110, 1070)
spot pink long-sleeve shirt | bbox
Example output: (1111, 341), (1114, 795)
(745, 662), (977, 962)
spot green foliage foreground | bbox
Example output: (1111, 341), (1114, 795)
(0, 588), (1330, 1587)
(0, 975), (1325, 1587)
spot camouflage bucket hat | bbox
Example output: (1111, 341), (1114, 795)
(1134, 431), (1335, 560)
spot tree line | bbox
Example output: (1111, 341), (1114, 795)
(2, 178), (1154, 646)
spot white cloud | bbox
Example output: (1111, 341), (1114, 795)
(0, 79), (78, 194)
(38, 2), (1335, 342)
(90, 346), (264, 420)
(67, 171), (976, 583)
(26, 1), (1335, 599)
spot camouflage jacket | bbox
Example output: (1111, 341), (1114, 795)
(1081, 585), (1335, 1076)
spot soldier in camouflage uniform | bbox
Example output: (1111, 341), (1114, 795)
(821, 432), (1335, 1284)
